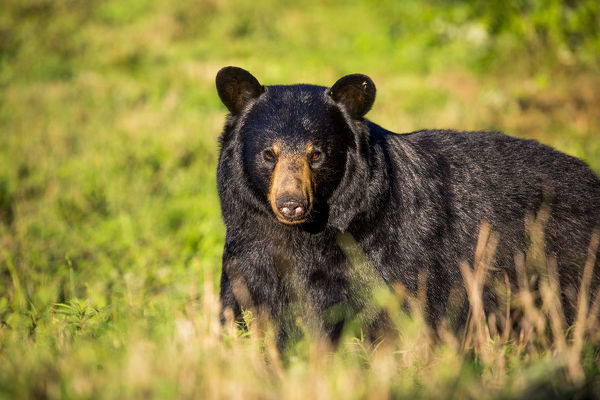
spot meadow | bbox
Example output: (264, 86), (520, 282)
(1, 0), (600, 398)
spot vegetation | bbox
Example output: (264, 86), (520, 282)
(0, 0), (599, 398)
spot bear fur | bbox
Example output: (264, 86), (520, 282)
(215, 66), (600, 349)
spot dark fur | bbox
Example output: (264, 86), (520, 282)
(216, 67), (600, 349)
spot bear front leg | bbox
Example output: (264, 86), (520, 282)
(219, 266), (243, 326)
(219, 242), (287, 328)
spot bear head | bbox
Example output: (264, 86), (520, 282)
(216, 66), (376, 231)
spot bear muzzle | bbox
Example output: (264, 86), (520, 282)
(269, 153), (313, 225)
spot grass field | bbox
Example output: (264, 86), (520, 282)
(1, 1), (600, 398)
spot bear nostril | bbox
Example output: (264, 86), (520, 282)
(277, 198), (307, 220)
(280, 205), (303, 218)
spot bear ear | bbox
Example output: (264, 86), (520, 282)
(216, 66), (264, 115)
(328, 74), (376, 119)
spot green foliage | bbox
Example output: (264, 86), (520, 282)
(0, 0), (599, 398)
(467, 0), (600, 68)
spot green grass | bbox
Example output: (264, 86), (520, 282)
(1, 0), (599, 398)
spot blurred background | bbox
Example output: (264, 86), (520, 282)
(0, 0), (599, 398)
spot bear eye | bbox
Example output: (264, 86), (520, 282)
(310, 151), (322, 162)
(263, 149), (277, 163)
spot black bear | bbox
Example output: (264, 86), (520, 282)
(215, 66), (600, 349)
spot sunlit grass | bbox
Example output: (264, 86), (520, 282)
(1, 0), (599, 398)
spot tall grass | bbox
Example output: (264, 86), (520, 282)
(5, 219), (594, 399)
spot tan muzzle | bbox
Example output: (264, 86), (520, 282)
(268, 153), (313, 224)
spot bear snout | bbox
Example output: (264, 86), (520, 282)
(268, 152), (314, 224)
(276, 196), (307, 221)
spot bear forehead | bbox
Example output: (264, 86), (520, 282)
(262, 84), (328, 106)
(241, 84), (344, 143)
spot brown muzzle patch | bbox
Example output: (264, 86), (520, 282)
(269, 151), (313, 224)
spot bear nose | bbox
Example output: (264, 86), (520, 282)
(276, 196), (306, 220)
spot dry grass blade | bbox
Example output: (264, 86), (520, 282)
(566, 229), (599, 384)
(539, 257), (567, 354)
(573, 230), (599, 352)
(459, 221), (498, 364)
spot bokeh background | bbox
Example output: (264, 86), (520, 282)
(1, 0), (599, 398)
